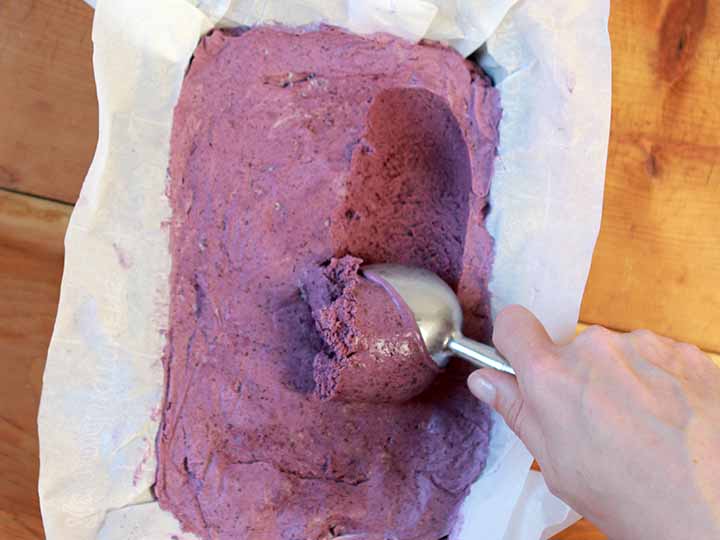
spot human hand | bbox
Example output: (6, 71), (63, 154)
(468, 306), (720, 540)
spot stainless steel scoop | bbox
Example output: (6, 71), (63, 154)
(363, 264), (515, 375)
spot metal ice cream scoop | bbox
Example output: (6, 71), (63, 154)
(362, 264), (515, 375)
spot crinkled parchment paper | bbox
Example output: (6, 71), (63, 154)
(38, 0), (611, 539)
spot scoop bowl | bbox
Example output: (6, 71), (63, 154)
(362, 264), (515, 375)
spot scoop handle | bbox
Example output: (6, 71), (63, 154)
(447, 335), (516, 375)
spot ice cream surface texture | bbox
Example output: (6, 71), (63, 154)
(156, 25), (500, 540)
(303, 255), (439, 403)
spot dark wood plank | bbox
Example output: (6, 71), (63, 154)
(0, 190), (70, 539)
(0, 0), (97, 203)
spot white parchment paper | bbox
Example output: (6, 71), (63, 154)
(38, 0), (611, 539)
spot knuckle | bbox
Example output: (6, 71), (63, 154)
(573, 326), (618, 360)
(578, 325), (614, 346)
(630, 329), (672, 352)
(630, 328), (655, 341)
(674, 342), (703, 359)
(676, 342), (700, 354)
(629, 329), (681, 356)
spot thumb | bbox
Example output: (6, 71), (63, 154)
(493, 305), (556, 376)
(468, 369), (542, 452)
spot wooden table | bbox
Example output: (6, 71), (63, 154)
(1, 0), (718, 538)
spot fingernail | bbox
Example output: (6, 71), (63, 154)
(468, 371), (496, 404)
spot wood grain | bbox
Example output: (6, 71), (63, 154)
(0, 190), (70, 540)
(0, 193), (718, 540)
(0, 0), (97, 203)
(1, 0), (718, 352)
(1, 0), (719, 539)
(581, 0), (720, 352)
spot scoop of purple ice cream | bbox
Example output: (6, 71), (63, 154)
(303, 256), (440, 403)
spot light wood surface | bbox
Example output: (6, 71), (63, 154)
(580, 0), (720, 353)
(0, 0), (718, 539)
(1, 0), (716, 352)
